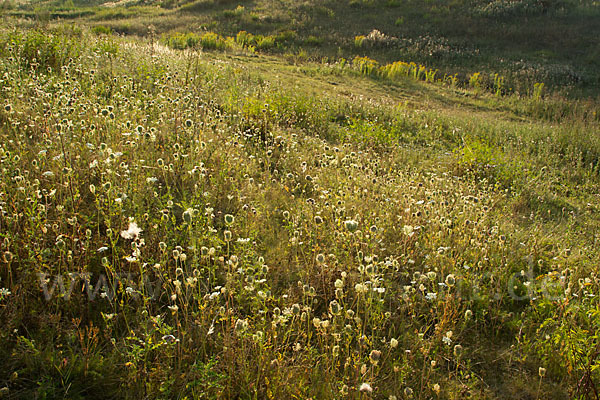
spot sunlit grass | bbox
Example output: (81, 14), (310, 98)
(0, 21), (598, 399)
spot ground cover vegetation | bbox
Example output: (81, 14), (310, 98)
(0, 1), (600, 398)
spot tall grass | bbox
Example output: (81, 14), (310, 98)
(0, 24), (598, 400)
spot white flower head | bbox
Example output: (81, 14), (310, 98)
(120, 221), (142, 240)
(359, 383), (373, 393)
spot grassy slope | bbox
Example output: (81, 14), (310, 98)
(10, 0), (600, 96)
(0, 9), (599, 400)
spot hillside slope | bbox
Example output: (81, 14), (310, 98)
(0, 21), (599, 399)
(6, 0), (600, 96)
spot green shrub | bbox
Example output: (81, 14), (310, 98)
(354, 35), (366, 48)
(200, 31), (231, 50)
(275, 30), (296, 43)
(303, 35), (322, 47)
(92, 25), (112, 36)
(469, 72), (482, 91)
(256, 35), (275, 50)
(164, 32), (201, 49)
(222, 5), (244, 18)
(352, 56), (379, 76)
(236, 30), (254, 47)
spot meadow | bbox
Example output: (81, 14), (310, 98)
(0, 0), (600, 399)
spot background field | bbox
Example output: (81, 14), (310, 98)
(0, 0), (599, 399)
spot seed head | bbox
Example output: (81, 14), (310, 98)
(369, 349), (382, 364)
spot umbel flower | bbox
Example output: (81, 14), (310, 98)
(120, 221), (142, 240)
(359, 383), (373, 393)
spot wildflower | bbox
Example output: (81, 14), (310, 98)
(402, 225), (414, 237)
(120, 221), (142, 240)
(445, 274), (456, 287)
(465, 309), (473, 320)
(0, 288), (11, 296)
(425, 292), (437, 301)
(404, 387), (413, 397)
(359, 383), (373, 394)
(432, 383), (441, 394)
(162, 334), (178, 344)
(355, 283), (368, 294)
(224, 214), (235, 225)
(224, 230), (232, 241)
(168, 305), (178, 312)
(329, 300), (341, 315)
(453, 344), (463, 357)
(291, 303), (301, 315)
(173, 280), (182, 293)
(539, 367), (546, 377)
(390, 338), (398, 348)
(369, 349), (381, 364)
(344, 219), (359, 232)
(332, 345), (340, 357)
(315, 253), (325, 264)
(314, 215), (323, 225)
(3, 252), (13, 263)
(182, 208), (193, 224)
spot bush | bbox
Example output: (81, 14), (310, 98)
(164, 32), (201, 49)
(352, 56), (379, 76)
(92, 25), (112, 36)
(303, 36), (322, 47)
(256, 35), (274, 50)
(200, 31), (230, 50)
(236, 30), (254, 47)
(354, 35), (366, 48)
